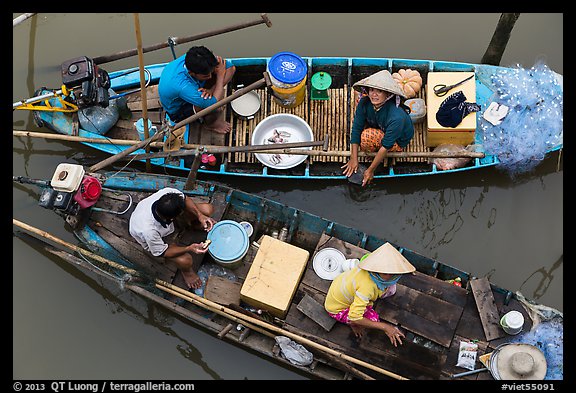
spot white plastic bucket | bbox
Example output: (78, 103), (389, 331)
(500, 310), (524, 335)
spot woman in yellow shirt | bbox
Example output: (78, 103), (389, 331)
(324, 242), (415, 347)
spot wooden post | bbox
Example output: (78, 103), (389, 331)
(184, 148), (203, 191)
(133, 13), (151, 172)
(481, 13), (521, 66)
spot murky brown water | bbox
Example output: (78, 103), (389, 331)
(13, 13), (562, 380)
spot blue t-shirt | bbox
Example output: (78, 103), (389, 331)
(158, 54), (233, 116)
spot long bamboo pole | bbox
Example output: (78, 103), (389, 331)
(13, 217), (408, 380)
(13, 13), (36, 27)
(13, 131), (486, 159)
(92, 14), (272, 65)
(156, 282), (407, 379)
(133, 13), (151, 172)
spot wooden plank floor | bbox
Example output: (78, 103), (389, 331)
(281, 233), (462, 379)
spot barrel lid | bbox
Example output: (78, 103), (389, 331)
(311, 72), (332, 90)
(207, 220), (249, 262)
(268, 52), (307, 84)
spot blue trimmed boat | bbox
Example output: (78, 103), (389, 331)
(28, 55), (563, 181)
(13, 169), (563, 380)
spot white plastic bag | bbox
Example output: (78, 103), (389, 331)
(456, 340), (478, 371)
(431, 144), (479, 171)
(274, 336), (313, 366)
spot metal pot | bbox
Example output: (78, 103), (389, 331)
(230, 89), (261, 120)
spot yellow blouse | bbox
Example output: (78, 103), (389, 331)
(324, 266), (386, 321)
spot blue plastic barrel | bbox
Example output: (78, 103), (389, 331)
(267, 52), (308, 108)
(207, 220), (249, 269)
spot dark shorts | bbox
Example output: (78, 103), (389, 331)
(168, 102), (198, 124)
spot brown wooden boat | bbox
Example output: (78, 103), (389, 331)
(13, 170), (562, 380)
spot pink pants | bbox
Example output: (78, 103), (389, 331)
(328, 284), (397, 324)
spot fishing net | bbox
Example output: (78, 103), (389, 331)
(478, 62), (563, 177)
(509, 292), (563, 380)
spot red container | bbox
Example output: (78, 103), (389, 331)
(74, 175), (102, 209)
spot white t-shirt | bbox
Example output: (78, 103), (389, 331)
(129, 187), (184, 256)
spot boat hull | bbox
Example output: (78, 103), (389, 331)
(32, 57), (562, 180)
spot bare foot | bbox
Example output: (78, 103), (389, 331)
(182, 270), (202, 290)
(205, 118), (231, 134)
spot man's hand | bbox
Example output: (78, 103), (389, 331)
(198, 87), (215, 99)
(188, 242), (210, 254)
(198, 214), (216, 232)
(214, 56), (226, 77)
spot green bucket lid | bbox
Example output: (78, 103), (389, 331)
(311, 72), (332, 91)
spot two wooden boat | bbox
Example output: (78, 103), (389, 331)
(13, 170), (563, 380)
(27, 55), (563, 181)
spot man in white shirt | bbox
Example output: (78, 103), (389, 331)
(129, 187), (216, 289)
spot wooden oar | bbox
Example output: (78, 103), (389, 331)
(92, 14), (272, 65)
(170, 75), (269, 131)
(14, 130), (485, 159)
(133, 13), (151, 172)
(88, 74), (270, 172)
(12, 217), (408, 380)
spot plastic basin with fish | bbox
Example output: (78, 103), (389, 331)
(251, 114), (314, 170)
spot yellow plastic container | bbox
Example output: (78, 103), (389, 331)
(270, 76), (307, 108)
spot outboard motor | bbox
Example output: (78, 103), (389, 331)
(38, 163), (102, 215)
(61, 56), (110, 108)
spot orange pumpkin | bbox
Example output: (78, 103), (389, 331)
(393, 69), (423, 98)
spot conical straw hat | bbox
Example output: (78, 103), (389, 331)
(495, 343), (547, 380)
(358, 242), (416, 274)
(353, 70), (407, 98)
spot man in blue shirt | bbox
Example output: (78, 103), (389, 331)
(158, 46), (236, 134)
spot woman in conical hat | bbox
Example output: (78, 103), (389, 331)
(341, 70), (414, 187)
(324, 242), (415, 347)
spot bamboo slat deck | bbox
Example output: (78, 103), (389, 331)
(227, 85), (430, 166)
(112, 80), (431, 169)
